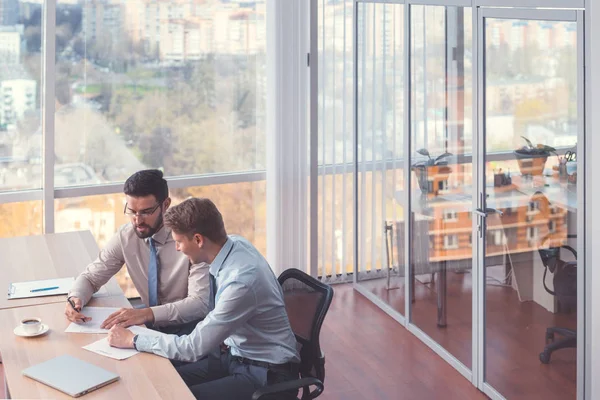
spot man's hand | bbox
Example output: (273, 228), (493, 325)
(107, 325), (135, 349)
(64, 297), (91, 323)
(101, 307), (154, 329)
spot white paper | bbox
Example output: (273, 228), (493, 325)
(83, 338), (139, 360)
(82, 326), (168, 360)
(64, 307), (121, 334)
(7, 277), (74, 299)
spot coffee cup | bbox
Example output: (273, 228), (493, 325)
(20, 317), (42, 334)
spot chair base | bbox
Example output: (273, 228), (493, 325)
(539, 327), (576, 364)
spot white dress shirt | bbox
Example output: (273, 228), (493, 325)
(135, 235), (300, 364)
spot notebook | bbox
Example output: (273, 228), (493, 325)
(7, 277), (74, 300)
(22, 355), (119, 397)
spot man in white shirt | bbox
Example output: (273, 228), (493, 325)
(108, 197), (300, 399)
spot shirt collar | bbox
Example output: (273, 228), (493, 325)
(144, 225), (171, 245)
(209, 237), (233, 276)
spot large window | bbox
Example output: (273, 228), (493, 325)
(0, 0), (268, 296)
(53, 0), (266, 184)
(355, 1), (406, 316)
(0, 201), (41, 237)
(318, 0), (354, 280)
(0, 1), (41, 192)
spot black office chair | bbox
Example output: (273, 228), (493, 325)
(252, 268), (334, 400)
(538, 232), (577, 364)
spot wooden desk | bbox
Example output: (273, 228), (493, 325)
(0, 295), (194, 399)
(0, 231), (122, 310)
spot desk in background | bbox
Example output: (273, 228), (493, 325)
(0, 231), (122, 310)
(0, 295), (194, 399)
(393, 175), (578, 324)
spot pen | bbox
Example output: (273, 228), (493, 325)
(30, 286), (59, 293)
(67, 296), (86, 323)
(67, 296), (81, 312)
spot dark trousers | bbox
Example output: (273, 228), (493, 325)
(176, 352), (298, 400)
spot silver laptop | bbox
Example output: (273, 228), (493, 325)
(22, 355), (119, 397)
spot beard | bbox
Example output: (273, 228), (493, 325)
(133, 212), (163, 239)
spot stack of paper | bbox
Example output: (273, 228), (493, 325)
(83, 338), (139, 360)
(65, 307), (121, 334)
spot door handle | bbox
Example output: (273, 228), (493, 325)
(473, 207), (504, 218)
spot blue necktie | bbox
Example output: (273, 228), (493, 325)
(209, 273), (216, 311)
(207, 272), (220, 373)
(148, 238), (159, 307)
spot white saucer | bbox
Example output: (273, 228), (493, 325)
(14, 324), (50, 338)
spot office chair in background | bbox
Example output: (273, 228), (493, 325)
(538, 232), (577, 364)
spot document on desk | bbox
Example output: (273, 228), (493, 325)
(83, 338), (139, 360)
(65, 307), (121, 334)
(7, 277), (74, 299)
(83, 326), (168, 360)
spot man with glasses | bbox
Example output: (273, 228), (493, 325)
(64, 169), (210, 335)
(107, 198), (300, 399)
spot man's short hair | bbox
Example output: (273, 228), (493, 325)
(123, 169), (169, 203)
(164, 198), (227, 243)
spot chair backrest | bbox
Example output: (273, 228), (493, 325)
(538, 239), (563, 274)
(532, 192), (577, 306)
(278, 268), (334, 383)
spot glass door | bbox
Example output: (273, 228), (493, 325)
(476, 8), (584, 400)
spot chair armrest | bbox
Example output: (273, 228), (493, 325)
(252, 377), (324, 400)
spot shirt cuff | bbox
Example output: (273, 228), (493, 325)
(133, 334), (159, 353)
(68, 291), (85, 305)
(150, 305), (169, 325)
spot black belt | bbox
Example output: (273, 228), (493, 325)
(231, 355), (298, 373)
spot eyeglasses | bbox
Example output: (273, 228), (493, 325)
(124, 203), (161, 218)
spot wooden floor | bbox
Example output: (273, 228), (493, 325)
(360, 270), (577, 400)
(319, 284), (486, 399)
(0, 284), (485, 400)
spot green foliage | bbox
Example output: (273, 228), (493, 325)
(413, 148), (452, 167)
(17, 8), (266, 182)
(516, 136), (557, 156)
(103, 56), (263, 177)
